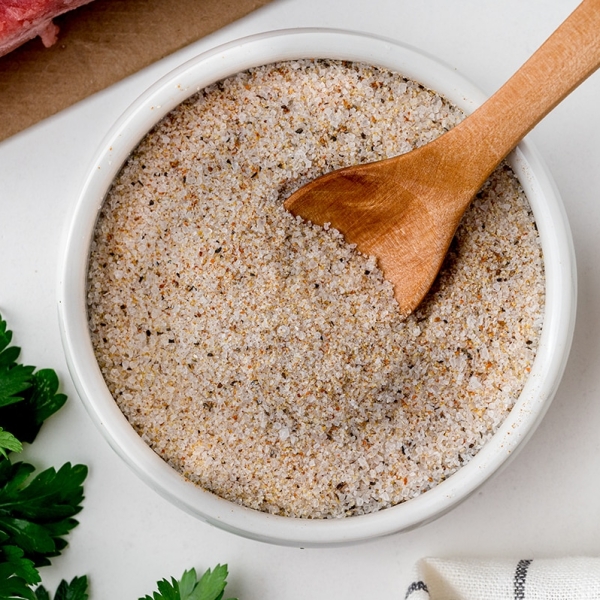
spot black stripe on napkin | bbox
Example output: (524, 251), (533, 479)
(405, 580), (429, 598)
(514, 559), (533, 599)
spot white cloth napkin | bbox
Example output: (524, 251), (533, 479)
(404, 558), (600, 599)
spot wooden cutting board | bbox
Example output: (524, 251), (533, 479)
(0, 0), (273, 142)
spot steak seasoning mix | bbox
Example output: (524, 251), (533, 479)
(87, 60), (544, 518)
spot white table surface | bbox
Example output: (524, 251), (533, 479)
(1, 0), (598, 597)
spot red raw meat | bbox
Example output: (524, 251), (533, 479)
(0, 0), (95, 57)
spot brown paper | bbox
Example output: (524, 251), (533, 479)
(0, 0), (272, 142)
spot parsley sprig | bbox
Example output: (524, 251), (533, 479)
(0, 460), (87, 566)
(0, 313), (87, 599)
(34, 575), (89, 600)
(0, 316), (67, 444)
(140, 565), (237, 600)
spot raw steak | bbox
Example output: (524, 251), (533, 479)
(0, 0), (95, 57)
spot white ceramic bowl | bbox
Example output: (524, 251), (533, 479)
(57, 28), (576, 547)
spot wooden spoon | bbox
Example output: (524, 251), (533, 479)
(284, 0), (600, 317)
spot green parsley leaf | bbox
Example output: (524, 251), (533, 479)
(34, 575), (89, 600)
(0, 363), (34, 409)
(0, 314), (67, 444)
(33, 587), (50, 600)
(0, 314), (88, 598)
(0, 459), (87, 566)
(1, 369), (68, 444)
(0, 574), (37, 600)
(139, 565), (237, 600)
(0, 536), (40, 600)
(0, 543), (40, 584)
(194, 564), (235, 600)
(0, 540), (40, 600)
(0, 318), (20, 367)
(0, 427), (23, 459)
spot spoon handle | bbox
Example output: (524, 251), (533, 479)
(455, 0), (600, 176)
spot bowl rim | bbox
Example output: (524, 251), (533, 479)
(57, 27), (576, 547)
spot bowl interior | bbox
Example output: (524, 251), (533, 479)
(57, 28), (576, 547)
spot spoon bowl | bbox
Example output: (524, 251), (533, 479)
(284, 133), (483, 316)
(285, 0), (600, 316)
